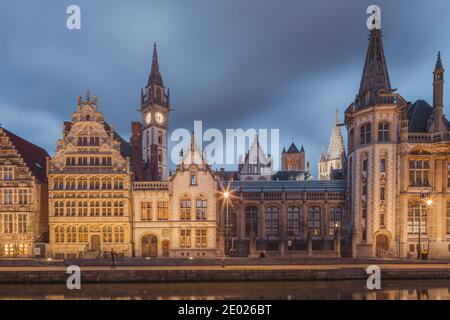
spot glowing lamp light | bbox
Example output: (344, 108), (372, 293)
(223, 191), (230, 199)
(426, 199), (433, 206)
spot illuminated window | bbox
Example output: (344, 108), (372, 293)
(308, 207), (321, 236)
(195, 229), (207, 248)
(115, 226), (125, 243)
(158, 201), (169, 221)
(67, 226), (77, 243)
(409, 160), (430, 187)
(55, 226), (65, 243)
(328, 207), (342, 236)
(18, 214), (27, 234)
(408, 201), (427, 235)
(4, 244), (14, 256)
(142, 202), (152, 221)
(180, 195), (192, 221)
(79, 226), (89, 243)
(18, 243), (28, 256)
(3, 214), (13, 234)
(196, 195), (207, 221)
(180, 229), (192, 248)
(103, 226), (113, 243)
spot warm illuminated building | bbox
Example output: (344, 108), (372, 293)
(132, 135), (218, 258)
(0, 128), (49, 257)
(48, 93), (133, 258)
(346, 28), (450, 259)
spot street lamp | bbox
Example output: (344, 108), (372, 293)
(221, 190), (233, 257)
(418, 189), (432, 259)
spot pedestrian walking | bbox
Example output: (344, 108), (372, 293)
(111, 248), (117, 270)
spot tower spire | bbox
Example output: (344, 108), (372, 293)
(148, 43), (164, 87)
(356, 29), (391, 109)
(429, 51), (446, 132)
(327, 110), (345, 161)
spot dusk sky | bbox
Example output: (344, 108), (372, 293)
(1, 0), (450, 177)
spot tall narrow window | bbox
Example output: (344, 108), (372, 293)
(408, 201), (427, 235)
(3, 167), (13, 180)
(380, 159), (386, 173)
(3, 214), (13, 234)
(142, 202), (152, 221)
(18, 214), (27, 234)
(266, 207), (279, 237)
(328, 207), (342, 236)
(195, 229), (207, 248)
(180, 195), (192, 220)
(287, 207), (302, 237)
(196, 195), (207, 221)
(378, 122), (390, 142)
(360, 124), (371, 145)
(409, 160), (430, 187)
(180, 229), (192, 248)
(308, 207), (321, 236)
(158, 201), (169, 221)
(380, 186), (386, 201)
(245, 206), (258, 237)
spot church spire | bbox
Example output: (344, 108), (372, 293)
(429, 51), (446, 132)
(327, 110), (345, 161)
(148, 43), (164, 87)
(356, 29), (391, 109)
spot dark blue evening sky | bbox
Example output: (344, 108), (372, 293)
(1, 0), (449, 177)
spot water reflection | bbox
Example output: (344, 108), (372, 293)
(0, 280), (449, 300)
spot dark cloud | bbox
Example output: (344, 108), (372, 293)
(1, 0), (449, 177)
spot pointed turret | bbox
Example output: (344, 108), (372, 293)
(429, 52), (446, 132)
(356, 29), (392, 109)
(148, 43), (164, 87)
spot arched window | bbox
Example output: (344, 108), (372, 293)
(114, 178), (124, 190)
(103, 201), (112, 216)
(79, 226), (88, 243)
(67, 226), (77, 243)
(102, 178), (112, 190)
(180, 194), (192, 221)
(55, 226), (65, 243)
(66, 178), (75, 190)
(90, 178), (100, 190)
(287, 206), (302, 236)
(360, 123), (371, 145)
(378, 122), (390, 142)
(114, 226), (125, 243)
(103, 226), (113, 243)
(54, 201), (64, 217)
(266, 206), (279, 237)
(54, 178), (64, 190)
(196, 194), (207, 221)
(328, 207), (343, 235)
(78, 178), (88, 190)
(308, 206), (322, 236)
(245, 206), (258, 237)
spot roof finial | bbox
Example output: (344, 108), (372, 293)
(436, 51), (443, 70)
(86, 90), (91, 102)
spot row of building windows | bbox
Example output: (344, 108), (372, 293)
(141, 201), (169, 221)
(349, 122), (391, 148)
(226, 206), (343, 238)
(65, 156), (112, 167)
(180, 194), (208, 221)
(52, 177), (124, 190)
(2, 243), (29, 256)
(0, 189), (31, 205)
(54, 225), (125, 243)
(1, 213), (28, 234)
(76, 136), (100, 147)
(53, 201), (125, 217)
(407, 201), (450, 236)
(180, 228), (208, 248)
(0, 166), (14, 181)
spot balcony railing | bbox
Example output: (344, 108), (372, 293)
(133, 181), (169, 191)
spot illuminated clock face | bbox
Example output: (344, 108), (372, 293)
(145, 113), (152, 124)
(155, 112), (165, 124)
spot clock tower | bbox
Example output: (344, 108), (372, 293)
(141, 43), (170, 181)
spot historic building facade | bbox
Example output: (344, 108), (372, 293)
(47, 93), (133, 259)
(132, 135), (218, 258)
(220, 180), (349, 257)
(346, 28), (450, 259)
(0, 128), (49, 257)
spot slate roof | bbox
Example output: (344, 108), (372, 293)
(1, 128), (49, 183)
(407, 99), (450, 132)
(229, 180), (347, 193)
(272, 171), (309, 181)
(285, 143), (300, 153)
(103, 123), (132, 158)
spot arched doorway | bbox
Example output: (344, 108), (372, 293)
(376, 234), (389, 251)
(142, 235), (158, 258)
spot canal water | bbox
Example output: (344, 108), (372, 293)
(0, 280), (449, 300)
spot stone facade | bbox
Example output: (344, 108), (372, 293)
(47, 93), (133, 259)
(220, 180), (349, 257)
(347, 28), (450, 259)
(0, 128), (49, 257)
